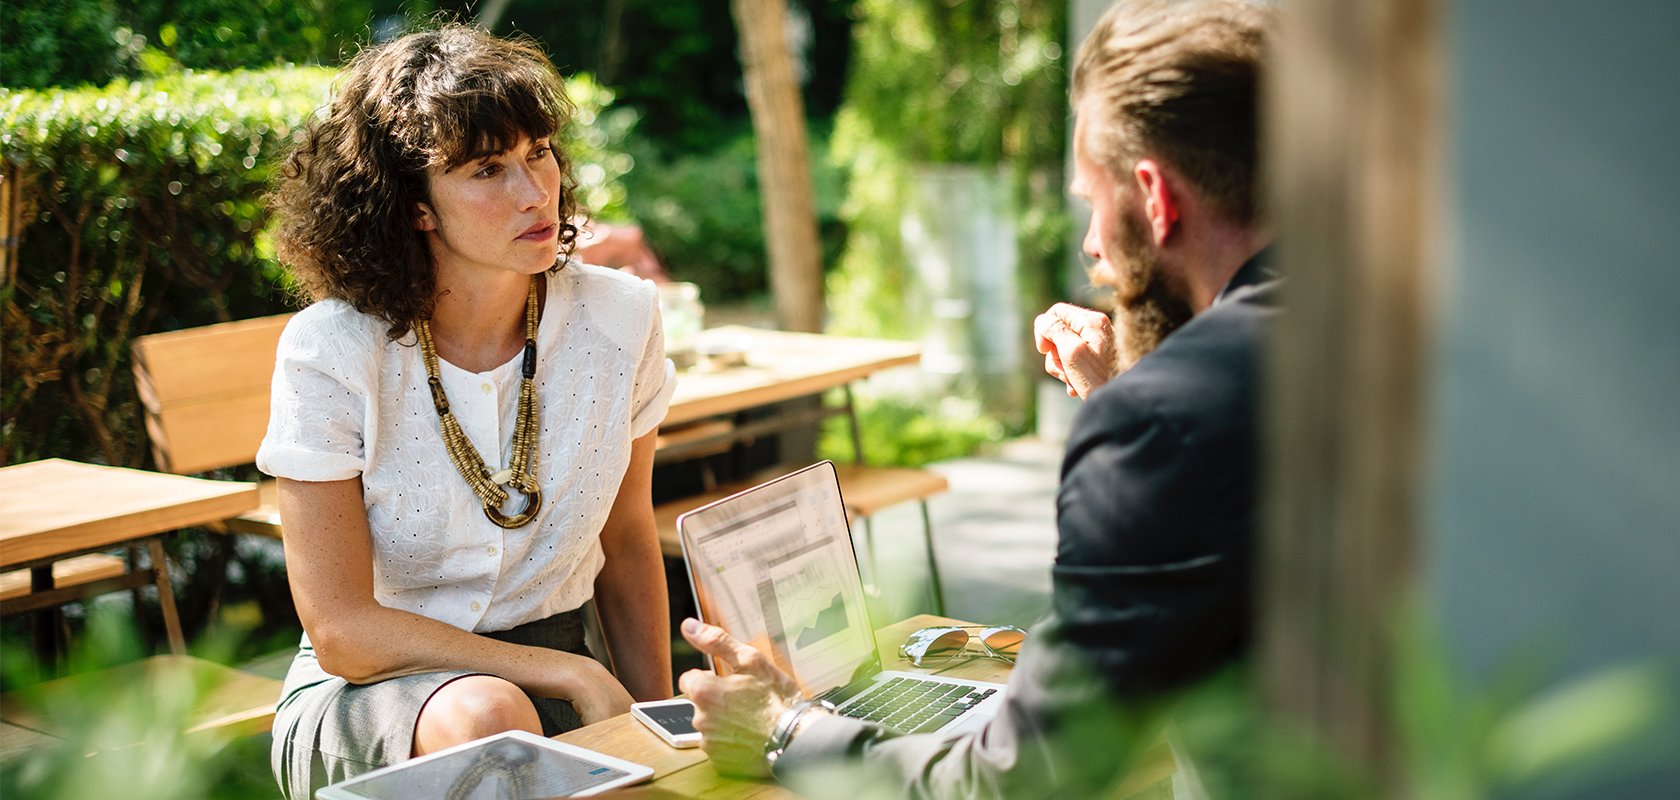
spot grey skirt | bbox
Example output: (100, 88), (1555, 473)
(270, 608), (591, 800)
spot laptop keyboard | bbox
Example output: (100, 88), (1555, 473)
(839, 676), (999, 734)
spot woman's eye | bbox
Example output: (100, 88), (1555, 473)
(474, 163), (502, 178)
(529, 146), (551, 161)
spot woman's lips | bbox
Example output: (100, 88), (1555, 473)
(518, 222), (556, 242)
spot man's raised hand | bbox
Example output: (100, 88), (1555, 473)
(677, 618), (803, 777)
(1033, 303), (1117, 399)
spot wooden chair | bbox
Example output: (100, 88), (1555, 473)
(104, 317), (292, 738)
(130, 314), (293, 538)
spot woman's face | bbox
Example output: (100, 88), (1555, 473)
(416, 135), (563, 281)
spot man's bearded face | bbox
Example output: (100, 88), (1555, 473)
(1092, 194), (1194, 369)
(1074, 107), (1194, 370)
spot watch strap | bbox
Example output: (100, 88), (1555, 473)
(765, 698), (835, 768)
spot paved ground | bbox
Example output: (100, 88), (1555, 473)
(862, 436), (1065, 629)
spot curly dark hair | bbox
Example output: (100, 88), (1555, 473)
(271, 24), (583, 339)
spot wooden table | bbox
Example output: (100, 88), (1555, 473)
(557, 614), (1178, 799)
(0, 458), (259, 656)
(661, 326), (921, 429)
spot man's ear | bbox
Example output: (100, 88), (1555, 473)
(414, 202), (437, 232)
(1132, 158), (1179, 247)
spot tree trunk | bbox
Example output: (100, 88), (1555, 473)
(730, 0), (824, 332)
(1260, 0), (1440, 794)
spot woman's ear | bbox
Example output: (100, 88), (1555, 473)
(414, 202), (437, 232)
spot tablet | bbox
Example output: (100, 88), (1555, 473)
(316, 729), (653, 800)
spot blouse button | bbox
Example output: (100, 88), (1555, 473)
(470, 601), (482, 613)
(486, 545), (497, 556)
(481, 382), (492, 394)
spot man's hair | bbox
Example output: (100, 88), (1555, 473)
(1072, 0), (1271, 224)
(270, 24), (582, 338)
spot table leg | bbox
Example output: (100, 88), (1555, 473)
(843, 384), (866, 464)
(920, 501), (946, 616)
(860, 517), (880, 581)
(29, 565), (63, 667)
(146, 539), (186, 655)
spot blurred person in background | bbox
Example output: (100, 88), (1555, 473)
(260, 25), (674, 798)
(679, 1), (1278, 796)
(576, 221), (673, 283)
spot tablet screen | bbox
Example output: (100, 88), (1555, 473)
(318, 730), (651, 800)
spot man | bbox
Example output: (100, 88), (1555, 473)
(679, 1), (1278, 796)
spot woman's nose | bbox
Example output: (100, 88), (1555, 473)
(514, 164), (550, 210)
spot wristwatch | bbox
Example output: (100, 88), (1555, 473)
(764, 698), (835, 769)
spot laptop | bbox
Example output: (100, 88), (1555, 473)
(677, 460), (1008, 736)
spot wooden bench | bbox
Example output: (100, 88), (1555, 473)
(131, 314), (293, 539)
(0, 554), (127, 602)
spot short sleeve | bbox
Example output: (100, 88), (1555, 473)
(628, 282), (676, 438)
(255, 307), (375, 482)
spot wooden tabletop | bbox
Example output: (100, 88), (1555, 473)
(663, 326), (921, 428)
(560, 613), (1178, 798)
(557, 615), (985, 787)
(0, 459), (258, 569)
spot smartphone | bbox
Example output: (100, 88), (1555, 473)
(630, 699), (701, 748)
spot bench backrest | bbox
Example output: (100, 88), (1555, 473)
(131, 314), (293, 475)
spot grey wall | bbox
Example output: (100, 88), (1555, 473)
(1432, 1), (1680, 796)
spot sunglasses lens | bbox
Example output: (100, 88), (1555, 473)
(918, 630), (970, 664)
(982, 628), (1025, 658)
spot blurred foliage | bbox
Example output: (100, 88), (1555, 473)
(0, 606), (275, 799)
(0, 0), (131, 90)
(1172, 609), (1679, 799)
(120, 0), (382, 72)
(0, 0), (434, 90)
(624, 120), (847, 302)
(826, 0), (1070, 355)
(840, 0), (1066, 165)
(819, 393), (1005, 469)
(496, 0), (856, 156)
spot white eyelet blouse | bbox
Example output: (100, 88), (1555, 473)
(256, 261), (675, 633)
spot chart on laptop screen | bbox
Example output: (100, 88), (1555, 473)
(681, 463), (875, 695)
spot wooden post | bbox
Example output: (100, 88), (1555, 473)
(1260, 0), (1440, 793)
(0, 163), (20, 289)
(730, 0), (825, 333)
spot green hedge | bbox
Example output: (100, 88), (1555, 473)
(0, 67), (633, 469)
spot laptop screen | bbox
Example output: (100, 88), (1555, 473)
(677, 461), (879, 696)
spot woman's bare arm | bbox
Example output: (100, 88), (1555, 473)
(278, 476), (634, 723)
(591, 430), (674, 701)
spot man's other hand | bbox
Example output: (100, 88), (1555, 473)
(678, 617), (803, 778)
(1034, 303), (1117, 399)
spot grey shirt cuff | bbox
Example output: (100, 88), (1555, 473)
(772, 713), (885, 777)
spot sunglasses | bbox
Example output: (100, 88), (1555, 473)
(897, 625), (1027, 668)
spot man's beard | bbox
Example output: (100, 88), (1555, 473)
(1096, 208), (1195, 370)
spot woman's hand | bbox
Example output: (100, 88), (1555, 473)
(566, 660), (637, 724)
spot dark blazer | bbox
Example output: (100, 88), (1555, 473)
(777, 256), (1279, 799)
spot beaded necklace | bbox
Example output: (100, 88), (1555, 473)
(415, 276), (542, 528)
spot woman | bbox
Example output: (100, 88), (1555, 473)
(259, 25), (673, 797)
